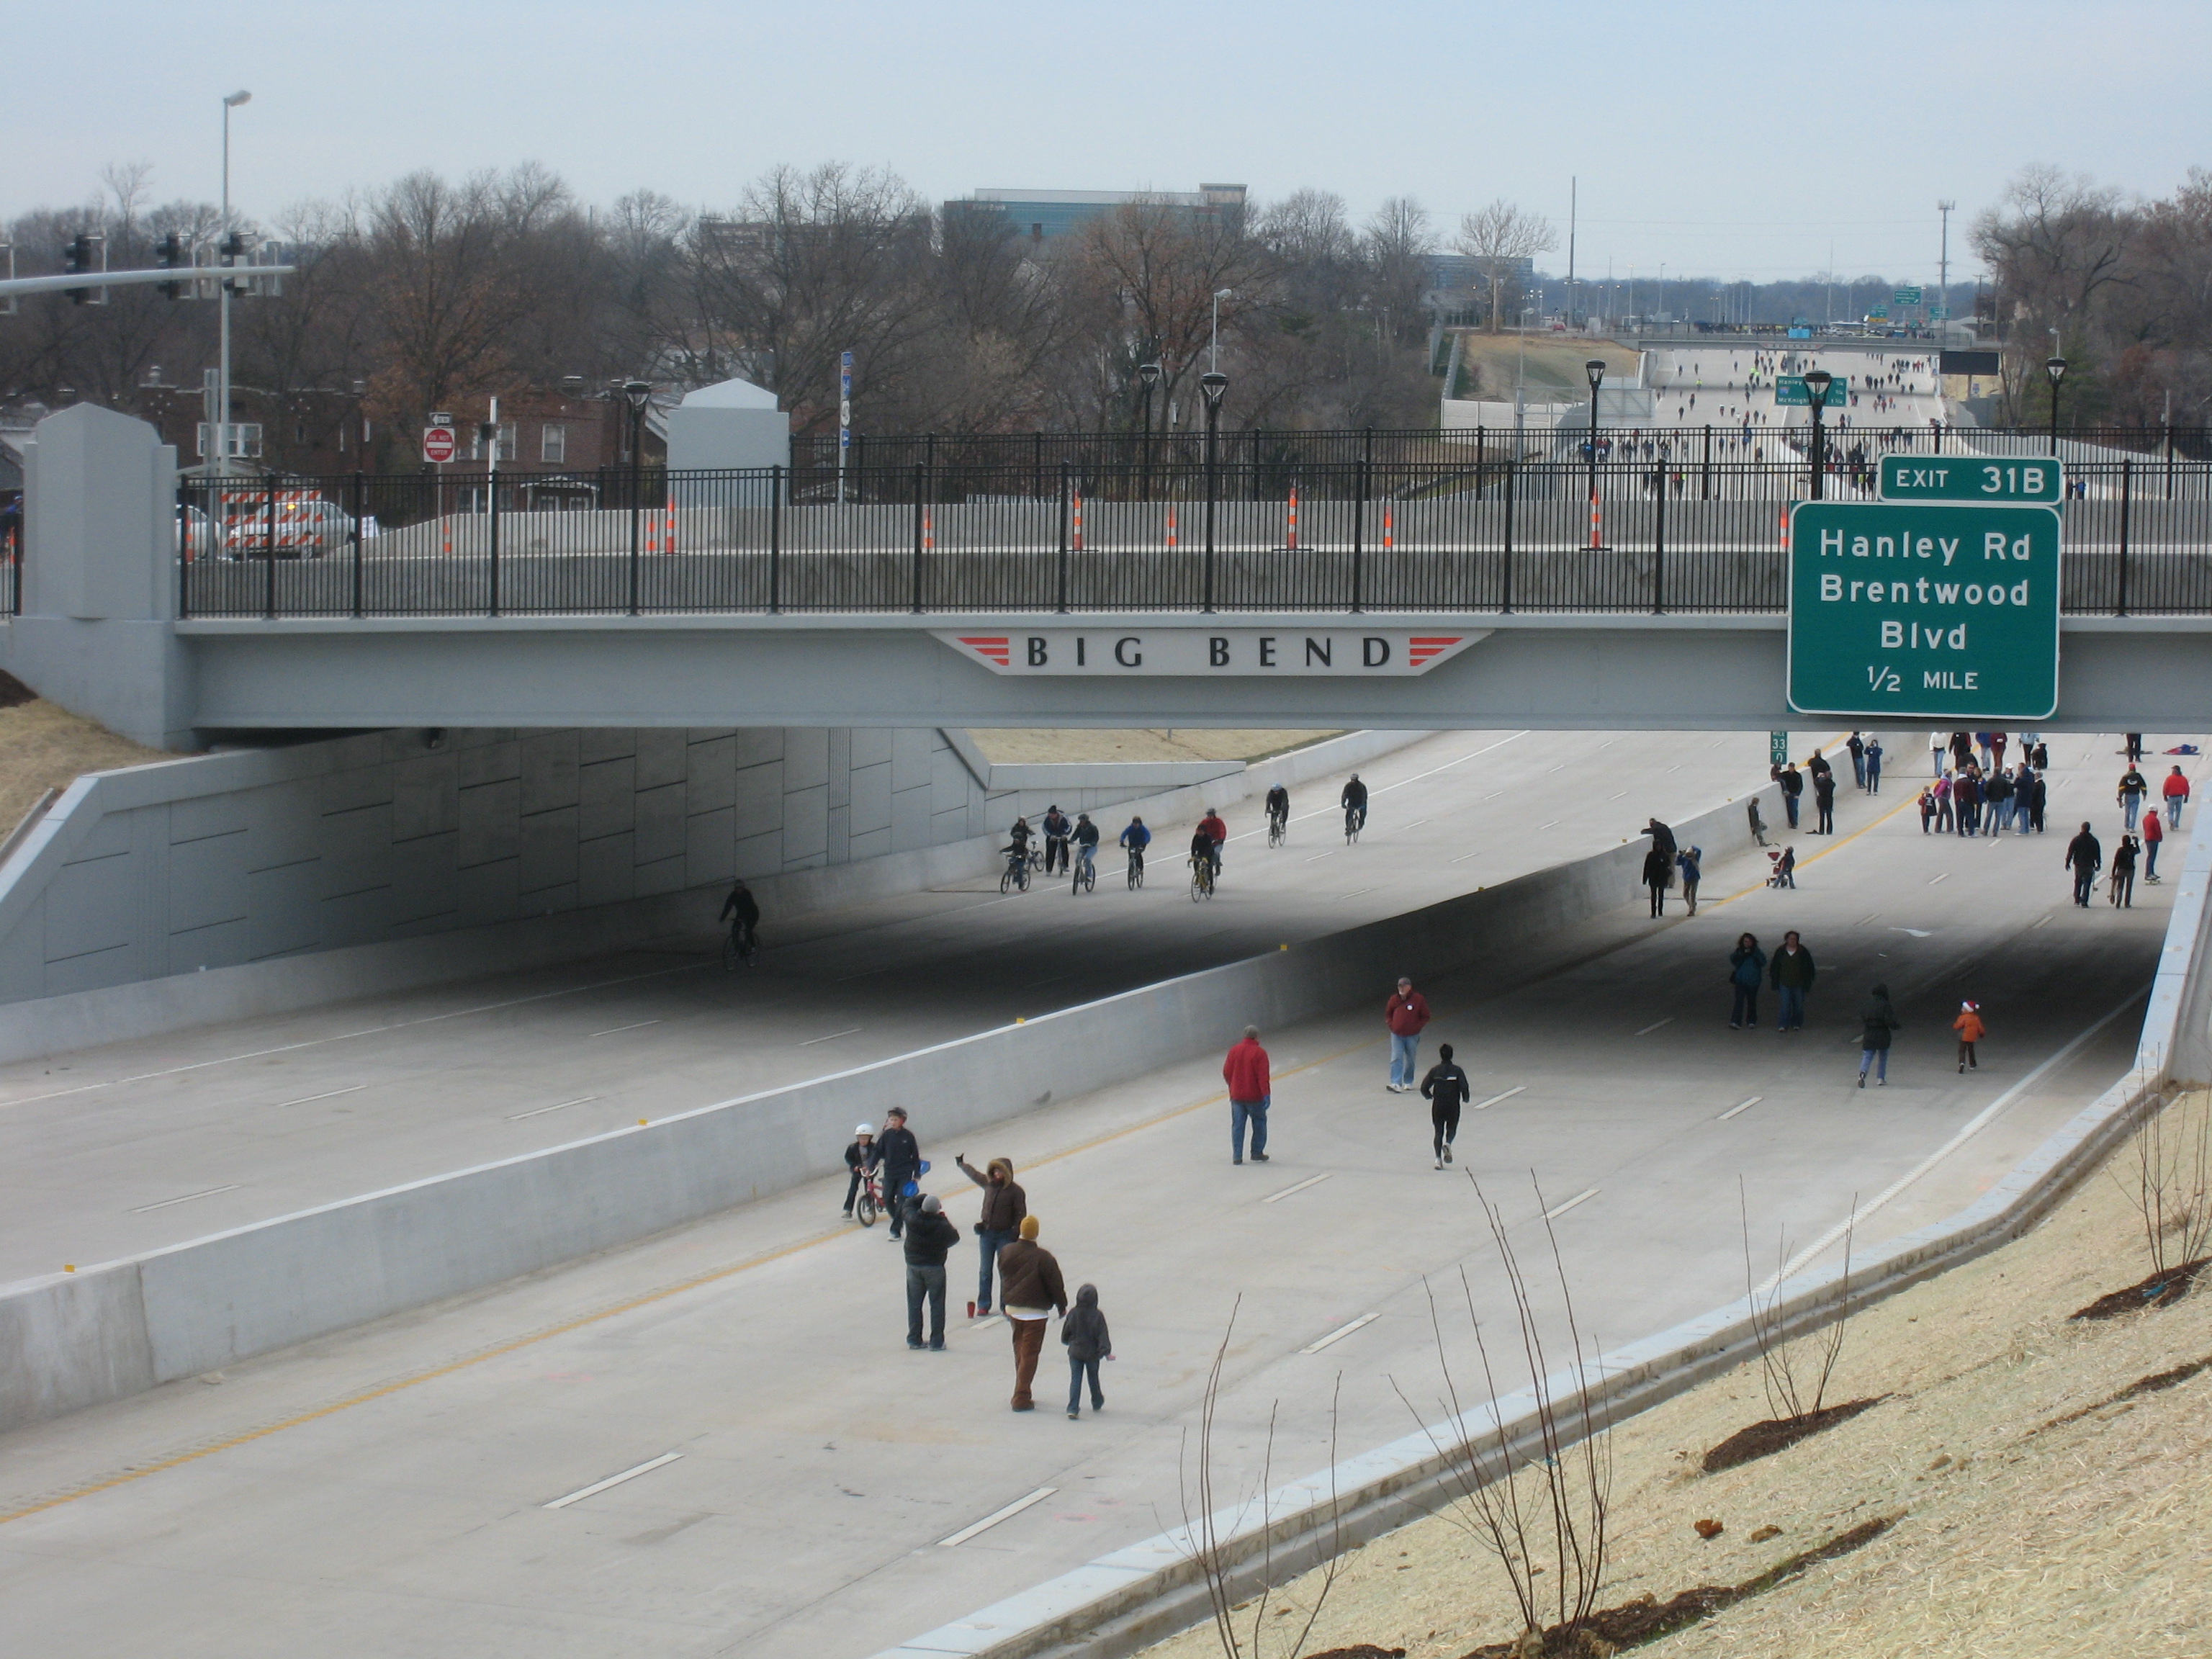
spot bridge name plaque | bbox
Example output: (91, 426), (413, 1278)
(935, 629), (1487, 677)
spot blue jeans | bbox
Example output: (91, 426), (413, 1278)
(975, 1228), (1016, 1312)
(1068, 1355), (1102, 1413)
(1390, 1033), (1421, 1087)
(1776, 986), (1806, 1030)
(1231, 1096), (1269, 1161)
(2167, 796), (2186, 830)
(1866, 755), (1881, 792)
(1858, 1046), (1889, 1082)
(2123, 792), (2143, 830)
(1784, 793), (1800, 827)
(1730, 984), (1758, 1026)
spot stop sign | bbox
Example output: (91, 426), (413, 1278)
(422, 426), (457, 464)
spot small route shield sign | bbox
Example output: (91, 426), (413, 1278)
(1786, 501), (2060, 719)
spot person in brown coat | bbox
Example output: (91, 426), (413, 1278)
(956, 1154), (1028, 1317)
(994, 1215), (1068, 1411)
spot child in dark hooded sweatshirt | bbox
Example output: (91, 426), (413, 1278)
(1062, 1284), (1112, 1419)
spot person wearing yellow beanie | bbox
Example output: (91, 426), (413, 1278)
(993, 1215), (1067, 1411)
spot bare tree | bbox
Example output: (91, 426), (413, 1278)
(1738, 1180), (1856, 1425)
(1456, 201), (1557, 333)
(2120, 1087), (2212, 1280)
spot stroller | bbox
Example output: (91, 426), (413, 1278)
(1766, 846), (1797, 889)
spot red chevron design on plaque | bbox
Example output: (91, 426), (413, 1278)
(1406, 636), (1464, 667)
(958, 635), (1012, 667)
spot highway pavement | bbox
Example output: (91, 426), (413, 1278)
(0, 727), (1781, 1282)
(0, 730), (2189, 1658)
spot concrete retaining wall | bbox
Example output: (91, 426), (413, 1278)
(870, 799), (2212, 1659)
(0, 770), (1768, 1434)
(0, 724), (1424, 1067)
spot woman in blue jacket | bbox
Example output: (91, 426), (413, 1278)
(1728, 933), (1766, 1029)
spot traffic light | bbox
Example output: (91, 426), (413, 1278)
(220, 230), (250, 295)
(63, 231), (108, 305)
(156, 231), (187, 300)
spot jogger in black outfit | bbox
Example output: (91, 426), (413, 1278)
(1419, 1043), (1472, 1170)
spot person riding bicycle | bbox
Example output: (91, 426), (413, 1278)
(1264, 783), (1290, 834)
(1040, 805), (1072, 876)
(1071, 811), (1100, 879)
(1340, 774), (1369, 833)
(719, 879), (761, 957)
(1196, 807), (1228, 875)
(1189, 824), (1218, 884)
(1120, 815), (1151, 876)
(1003, 815), (1035, 880)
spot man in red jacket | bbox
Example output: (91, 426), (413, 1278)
(1223, 1025), (1272, 1164)
(1385, 976), (1431, 1092)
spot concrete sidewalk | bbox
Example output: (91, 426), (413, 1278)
(0, 732), (2177, 1659)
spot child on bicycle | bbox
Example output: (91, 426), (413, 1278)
(842, 1123), (879, 1220)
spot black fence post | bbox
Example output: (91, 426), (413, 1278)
(1056, 462), (1070, 613)
(2117, 458), (2132, 616)
(1350, 451), (1367, 613)
(1033, 432), (1042, 500)
(1701, 424), (1712, 500)
(912, 462), (925, 613)
(769, 464), (783, 613)
(350, 470), (365, 618)
(1501, 459), (1515, 613)
(487, 470), (502, 617)
(1475, 426), (1485, 500)
(1653, 467), (1666, 614)
(263, 477), (278, 619)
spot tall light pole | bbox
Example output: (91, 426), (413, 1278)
(1936, 199), (1956, 331)
(1137, 360), (1160, 500)
(1584, 357), (1606, 514)
(1200, 370), (1227, 611)
(1804, 368), (1833, 500)
(1210, 289), (1233, 372)
(2045, 356), (2067, 457)
(216, 89), (251, 480)
(623, 379), (651, 613)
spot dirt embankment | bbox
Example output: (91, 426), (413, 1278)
(1141, 1092), (2212, 1659)
(0, 673), (168, 835)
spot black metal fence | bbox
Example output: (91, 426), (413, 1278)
(177, 452), (2212, 621)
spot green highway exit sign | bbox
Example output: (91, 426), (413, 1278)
(1774, 375), (1848, 407)
(1893, 286), (1923, 305)
(1879, 454), (2064, 504)
(1787, 501), (2061, 719)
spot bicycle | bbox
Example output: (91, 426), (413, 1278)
(853, 1166), (886, 1228)
(1267, 811), (1287, 849)
(1125, 845), (1146, 889)
(1000, 846), (1033, 894)
(1344, 804), (1367, 844)
(720, 920), (759, 971)
(1072, 845), (1097, 894)
(1190, 853), (1215, 902)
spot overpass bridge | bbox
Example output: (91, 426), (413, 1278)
(7, 404), (2211, 747)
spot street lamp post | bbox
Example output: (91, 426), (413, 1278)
(1137, 361), (1160, 500)
(623, 379), (652, 614)
(1803, 369), (1833, 500)
(1210, 290), (1233, 373)
(2045, 356), (2067, 457)
(1584, 358), (1606, 541)
(216, 89), (251, 480)
(1200, 370), (1227, 611)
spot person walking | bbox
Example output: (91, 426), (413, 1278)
(1223, 1025), (1272, 1164)
(955, 1154), (1028, 1317)
(1812, 767), (1836, 835)
(996, 1215), (1067, 1412)
(2118, 763), (2149, 831)
(1770, 931), (1816, 1032)
(1847, 732), (1866, 791)
(902, 1195), (961, 1351)
(1917, 786), (1937, 834)
(1953, 1000), (1984, 1072)
(2144, 809), (2164, 884)
(1856, 984), (1900, 1087)
(1934, 772), (1955, 832)
(1040, 805), (1072, 876)
(1954, 768), (1980, 837)
(1930, 731), (1948, 779)
(2065, 822), (2103, 907)
(1951, 732), (1974, 774)
(2162, 765), (2190, 832)
(2031, 770), (2049, 834)
(1419, 1043), (1471, 1169)
(1729, 933), (1766, 1029)
(1642, 837), (1674, 917)
(843, 1123), (880, 1220)
(1061, 1284), (1111, 1419)
(2126, 733), (2145, 764)
(1676, 844), (1703, 915)
(1385, 978), (1431, 1092)
(1985, 768), (2013, 838)
(878, 1108), (922, 1241)
(1865, 736), (1883, 793)
(2110, 833), (2139, 907)
(1780, 763), (1804, 828)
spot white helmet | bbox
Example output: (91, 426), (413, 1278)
(855, 1123), (875, 1136)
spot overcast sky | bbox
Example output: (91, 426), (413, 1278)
(11, 0), (2206, 286)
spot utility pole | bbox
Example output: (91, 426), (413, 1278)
(217, 89), (251, 479)
(1937, 200), (1956, 332)
(1566, 176), (1577, 329)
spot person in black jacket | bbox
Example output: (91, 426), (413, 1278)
(1779, 763), (1804, 827)
(1061, 1283), (1112, 1418)
(1419, 1043), (1472, 1169)
(902, 1195), (961, 1351)
(719, 881), (760, 957)
(842, 1123), (879, 1219)
(2064, 822), (2102, 907)
(1812, 768), (1836, 835)
(878, 1109), (922, 1239)
(1856, 984), (1900, 1088)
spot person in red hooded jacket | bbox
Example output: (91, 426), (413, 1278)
(1223, 1025), (1271, 1164)
(1385, 976), (1431, 1092)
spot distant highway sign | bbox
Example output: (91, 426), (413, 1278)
(1775, 375), (1848, 408)
(1893, 286), (1923, 306)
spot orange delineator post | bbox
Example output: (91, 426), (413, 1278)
(665, 501), (678, 555)
(1588, 490), (1604, 550)
(1382, 504), (1394, 552)
(1072, 491), (1084, 552)
(1287, 485), (1299, 551)
(924, 508), (935, 552)
(1166, 505), (1178, 549)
